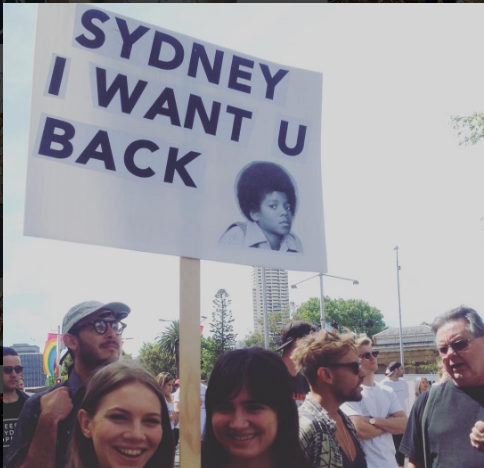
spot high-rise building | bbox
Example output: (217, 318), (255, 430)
(252, 267), (290, 334)
(12, 343), (47, 388)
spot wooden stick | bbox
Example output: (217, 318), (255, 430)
(179, 257), (201, 468)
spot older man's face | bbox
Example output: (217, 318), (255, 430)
(436, 319), (484, 387)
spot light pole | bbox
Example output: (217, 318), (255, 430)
(394, 246), (404, 367)
(291, 273), (359, 330)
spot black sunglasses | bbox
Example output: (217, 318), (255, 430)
(324, 360), (362, 376)
(360, 351), (379, 360)
(438, 337), (477, 356)
(72, 319), (127, 336)
(3, 366), (24, 374)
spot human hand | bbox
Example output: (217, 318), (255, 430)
(40, 387), (74, 424)
(470, 420), (484, 452)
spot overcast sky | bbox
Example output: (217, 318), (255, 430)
(4, 4), (484, 359)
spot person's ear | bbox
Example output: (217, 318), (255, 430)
(317, 367), (332, 384)
(78, 409), (93, 439)
(63, 333), (78, 352)
(249, 210), (260, 222)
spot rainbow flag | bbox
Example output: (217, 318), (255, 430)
(42, 333), (63, 377)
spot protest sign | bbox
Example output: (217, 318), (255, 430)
(25, 4), (326, 273)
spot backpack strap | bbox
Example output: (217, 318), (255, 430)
(421, 381), (447, 468)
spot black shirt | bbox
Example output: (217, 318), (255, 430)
(341, 427), (367, 468)
(3, 390), (29, 464)
(291, 372), (310, 407)
(400, 380), (484, 468)
(5, 370), (86, 468)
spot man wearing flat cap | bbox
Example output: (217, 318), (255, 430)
(277, 320), (316, 406)
(5, 301), (131, 468)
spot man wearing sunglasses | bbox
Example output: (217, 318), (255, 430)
(3, 347), (30, 465)
(341, 337), (407, 468)
(400, 306), (484, 468)
(5, 300), (130, 468)
(292, 330), (367, 468)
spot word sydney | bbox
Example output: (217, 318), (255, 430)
(74, 8), (289, 102)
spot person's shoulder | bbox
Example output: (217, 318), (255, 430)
(219, 222), (247, 246)
(377, 380), (397, 393)
(285, 231), (303, 253)
(22, 383), (63, 407)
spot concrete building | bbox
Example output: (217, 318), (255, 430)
(12, 343), (47, 388)
(252, 267), (290, 334)
(372, 325), (437, 374)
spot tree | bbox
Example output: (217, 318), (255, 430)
(294, 297), (386, 338)
(138, 341), (177, 378)
(201, 336), (217, 381)
(292, 297), (321, 329)
(242, 331), (265, 349)
(242, 311), (291, 351)
(451, 112), (484, 146)
(156, 320), (180, 376)
(210, 289), (237, 359)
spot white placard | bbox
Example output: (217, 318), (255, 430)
(25, 4), (327, 272)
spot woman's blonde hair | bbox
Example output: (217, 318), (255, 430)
(414, 377), (428, 397)
(67, 362), (174, 468)
(156, 372), (175, 388)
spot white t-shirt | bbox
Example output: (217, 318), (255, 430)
(381, 378), (409, 414)
(341, 382), (403, 468)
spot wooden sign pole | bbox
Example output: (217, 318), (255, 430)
(179, 257), (201, 468)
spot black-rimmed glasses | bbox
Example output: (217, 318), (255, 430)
(438, 337), (478, 356)
(324, 360), (362, 376)
(72, 319), (127, 336)
(3, 366), (24, 374)
(360, 351), (379, 360)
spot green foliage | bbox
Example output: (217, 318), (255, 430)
(156, 320), (180, 376)
(293, 297), (321, 329)
(242, 310), (291, 351)
(138, 341), (177, 378)
(45, 375), (67, 387)
(61, 353), (73, 377)
(242, 331), (265, 348)
(201, 336), (217, 381)
(210, 289), (237, 359)
(405, 358), (438, 375)
(294, 297), (386, 338)
(451, 112), (484, 146)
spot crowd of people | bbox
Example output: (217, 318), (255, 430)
(2, 303), (484, 468)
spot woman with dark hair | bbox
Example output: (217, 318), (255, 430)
(202, 347), (311, 468)
(67, 362), (174, 468)
(219, 161), (303, 253)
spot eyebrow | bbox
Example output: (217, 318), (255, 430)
(107, 407), (162, 417)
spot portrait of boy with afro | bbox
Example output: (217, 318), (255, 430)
(219, 161), (303, 253)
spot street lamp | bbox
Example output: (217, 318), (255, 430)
(394, 246), (404, 367)
(291, 273), (359, 330)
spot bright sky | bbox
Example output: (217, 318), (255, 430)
(4, 4), (484, 359)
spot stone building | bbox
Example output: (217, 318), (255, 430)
(372, 325), (437, 373)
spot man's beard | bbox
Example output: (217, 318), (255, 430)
(77, 337), (119, 370)
(335, 385), (362, 403)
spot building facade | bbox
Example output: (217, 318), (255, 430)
(12, 343), (47, 388)
(373, 326), (437, 373)
(252, 267), (290, 334)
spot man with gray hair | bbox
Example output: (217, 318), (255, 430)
(5, 301), (131, 468)
(400, 305), (484, 467)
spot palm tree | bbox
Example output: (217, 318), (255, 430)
(156, 320), (180, 377)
